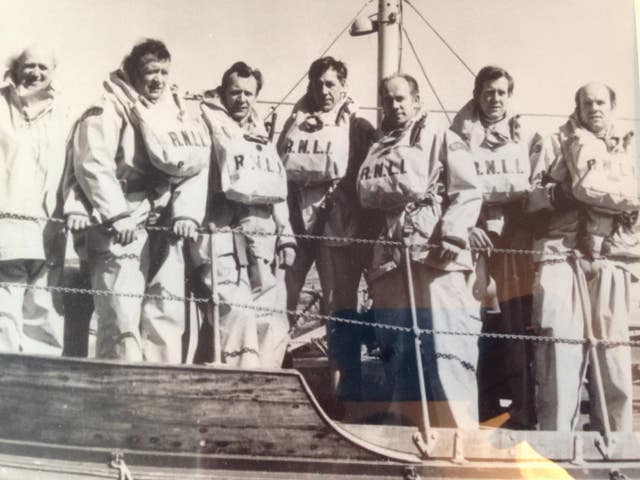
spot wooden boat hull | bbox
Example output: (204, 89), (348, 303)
(1, 353), (640, 479)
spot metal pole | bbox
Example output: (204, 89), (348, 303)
(377, 0), (401, 127)
(571, 256), (611, 456)
(403, 246), (436, 456)
(209, 236), (222, 365)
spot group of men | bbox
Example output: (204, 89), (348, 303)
(0, 38), (638, 434)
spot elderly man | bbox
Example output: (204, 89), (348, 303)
(527, 82), (639, 432)
(194, 61), (295, 368)
(450, 65), (540, 428)
(68, 38), (210, 362)
(0, 46), (66, 354)
(357, 73), (482, 427)
(277, 56), (375, 404)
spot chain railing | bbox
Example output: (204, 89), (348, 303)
(1, 210), (638, 349)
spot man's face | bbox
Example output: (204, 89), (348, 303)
(381, 77), (420, 130)
(223, 73), (258, 122)
(16, 48), (55, 93)
(309, 67), (344, 113)
(132, 53), (170, 103)
(577, 83), (614, 135)
(477, 76), (511, 122)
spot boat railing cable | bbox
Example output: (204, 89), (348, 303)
(404, 0), (476, 77)
(403, 26), (452, 124)
(1, 280), (638, 348)
(0, 210), (609, 257)
(1, 210), (639, 349)
(3, 210), (640, 259)
(263, 0), (374, 123)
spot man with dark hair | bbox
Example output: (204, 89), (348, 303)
(450, 65), (540, 428)
(67, 38), (210, 362)
(277, 56), (375, 409)
(358, 73), (482, 427)
(472, 65), (514, 102)
(221, 61), (263, 97)
(527, 82), (639, 432)
(193, 61), (295, 368)
(0, 45), (66, 354)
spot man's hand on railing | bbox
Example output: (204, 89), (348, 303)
(111, 216), (138, 246)
(468, 227), (494, 250)
(173, 218), (199, 241)
(439, 238), (463, 262)
(277, 245), (296, 268)
(65, 214), (91, 232)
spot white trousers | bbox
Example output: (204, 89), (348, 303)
(0, 259), (64, 354)
(86, 228), (186, 363)
(370, 263), (480, 428)
(197, 253), (289, 369)
(533, 259), (633, 432)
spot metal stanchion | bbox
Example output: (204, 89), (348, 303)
(571, 256), (612, 457)
(403, 246), (438, 457)
(209, 236), (222, 365)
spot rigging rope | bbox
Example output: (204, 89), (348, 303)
(403, 26), (452, 124)
(264, 0), (374, 123)
(404, 0), (476, 77)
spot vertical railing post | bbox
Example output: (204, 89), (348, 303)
(572, 256), (611, 457)
(209, 234), (222, 365)
(403, 245), (438, 456)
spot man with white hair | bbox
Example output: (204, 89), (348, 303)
(0, 46), (67, 354)
(527, 82), (639, 432)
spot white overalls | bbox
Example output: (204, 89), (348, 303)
(70, 70), (208, 363)
(191, 88), (294, 368)
(530, 113), (639, 432)
(358, 112), (482, 427)
(0, 83), (66, 355)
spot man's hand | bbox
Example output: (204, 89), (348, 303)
(468, 227), (494, 250)
(110, 216), (137, 246)
(278, 246), (296, 268)
(439, 239), (462, 262)
(66, 214), (91, 232)
(173, 219), (199, 241)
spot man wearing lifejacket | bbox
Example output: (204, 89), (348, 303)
(68, 39), (210, 362)
(0, 46), (67, 354)
(451, 66), (540, 428)
(527, 82), (639, 432)
(194, 61), (295, 368)
(358, 73), (482, 427)
(277, 56), (375, 404)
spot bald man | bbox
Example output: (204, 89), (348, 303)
(0, 46), (67, 354)
(527, 82), (639, 432)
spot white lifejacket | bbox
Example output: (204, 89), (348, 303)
(470, 139), (531, 204)
(564, 129), (638, 212)
(357, 116), (440, 211)
(131, 93), (211, 184)
(203, 108), (287, 205)
(280, 112), (350, 186)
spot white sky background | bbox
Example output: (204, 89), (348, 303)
(0, 0), (637, 135)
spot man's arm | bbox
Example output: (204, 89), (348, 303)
(438, 129), (482, 259)
(72, 103), (137, 244)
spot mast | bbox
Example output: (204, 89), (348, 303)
(377, 0), (401, 126)
(351, 0), (402, 127)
